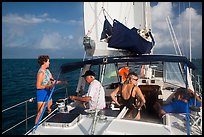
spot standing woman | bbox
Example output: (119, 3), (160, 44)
(35, 55), (62, 125)
(111, 72), (146, 120)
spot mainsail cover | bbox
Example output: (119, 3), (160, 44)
(100, 18), (113, 42)
(83, 2), (154, 56)
(108, 19), (155, 54)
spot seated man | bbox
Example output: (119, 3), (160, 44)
(153, 87), (202, 118)
(69, 70), (106, 110)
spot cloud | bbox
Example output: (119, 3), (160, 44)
(151, 2), (202, 58)
(38, 33), (74, 49)
(2, 13), (83, 50)
(176, 7), (202, 49)
(152, 2), (174, 28)
(34, 32), (83, 51)
(2, 13), (60, 25)
(66, 19), (83, 26)
(2, 13), (60, 47)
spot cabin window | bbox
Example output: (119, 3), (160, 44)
(164, 62), (185, 87)
(102, 63), (118, 86)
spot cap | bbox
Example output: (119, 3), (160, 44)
(81, 70), (95, 77)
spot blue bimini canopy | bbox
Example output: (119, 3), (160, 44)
(108, 19), (155, 54)
(60, 55), (196, 74)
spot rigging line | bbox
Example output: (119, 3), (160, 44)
(85, 6), (103, 37)
(182, 2), (188, 58)
(166, 17), (178, 55)
(33, 69), (61, 131)
(178, 2), (185, 57)
(102, 6), (106, 19)
(167, 16), (183, 56)
(103, 7), (113, 22)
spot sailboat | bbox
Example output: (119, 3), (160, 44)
(24, 2), (202, 135)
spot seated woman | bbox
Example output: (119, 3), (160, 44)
(111, 72), (146, 120)
(153, 87), (202, 118)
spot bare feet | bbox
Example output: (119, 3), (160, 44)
(135, 112), (141, 120)
(48, 109), (52, 114)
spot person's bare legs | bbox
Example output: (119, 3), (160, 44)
(135, 111), (141, 120)
(126, 109), (133, 119)
(47, 99), (52, 114)
(35, 102), (46, 125)
(159, 109), (166, 118)
(153, 101), (166, 118)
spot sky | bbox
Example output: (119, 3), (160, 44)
(2, 2), (202, 59)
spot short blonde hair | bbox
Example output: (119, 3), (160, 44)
(124, 72), (138, 84)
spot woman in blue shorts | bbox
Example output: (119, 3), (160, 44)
(35, 55), (65, 125)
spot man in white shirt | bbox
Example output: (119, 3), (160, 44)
(69, 70), (106, 110)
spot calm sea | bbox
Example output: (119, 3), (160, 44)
(2, 58), (202, 135)
(2, 59), (82, 135)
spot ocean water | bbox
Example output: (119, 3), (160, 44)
(2, 59), (82, 135)
(2, 58), (202, 135)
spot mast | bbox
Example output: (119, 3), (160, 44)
(145, 2), (151, 31)
(133, 2), (151, 30)
(188, 2), (192, 78)
(189, 2), (192, 62)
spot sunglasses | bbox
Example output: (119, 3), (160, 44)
(133, 78), (138, 81)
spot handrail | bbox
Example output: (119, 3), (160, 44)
(2, 115), (36, 134)
(25, 107), (58, 135)
(2, 97), (35, 113)
(2, 97), (35, 134)
(191, 73), (202, 96)
(2, 85), (68, 135)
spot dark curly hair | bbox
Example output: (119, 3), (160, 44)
(174, 87), (187, 100)
(38, 55), (50, 65)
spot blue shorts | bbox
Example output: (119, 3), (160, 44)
(36, 89), (52, 102)
(162, 100), (188, 113)
(189, 97), (201, 107)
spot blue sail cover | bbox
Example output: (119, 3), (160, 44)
(100, 18), (113, 41)
(108, 19), (155, 54)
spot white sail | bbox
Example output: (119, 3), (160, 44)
(83, 2), (152, 57)
(133, 2), (151, 30)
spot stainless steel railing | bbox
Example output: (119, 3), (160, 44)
(2, 86), (68, 135)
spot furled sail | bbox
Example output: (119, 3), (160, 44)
(108, 19), (155, 54)
(100, 18), (112, 42)
(83, 2), (154, 56)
